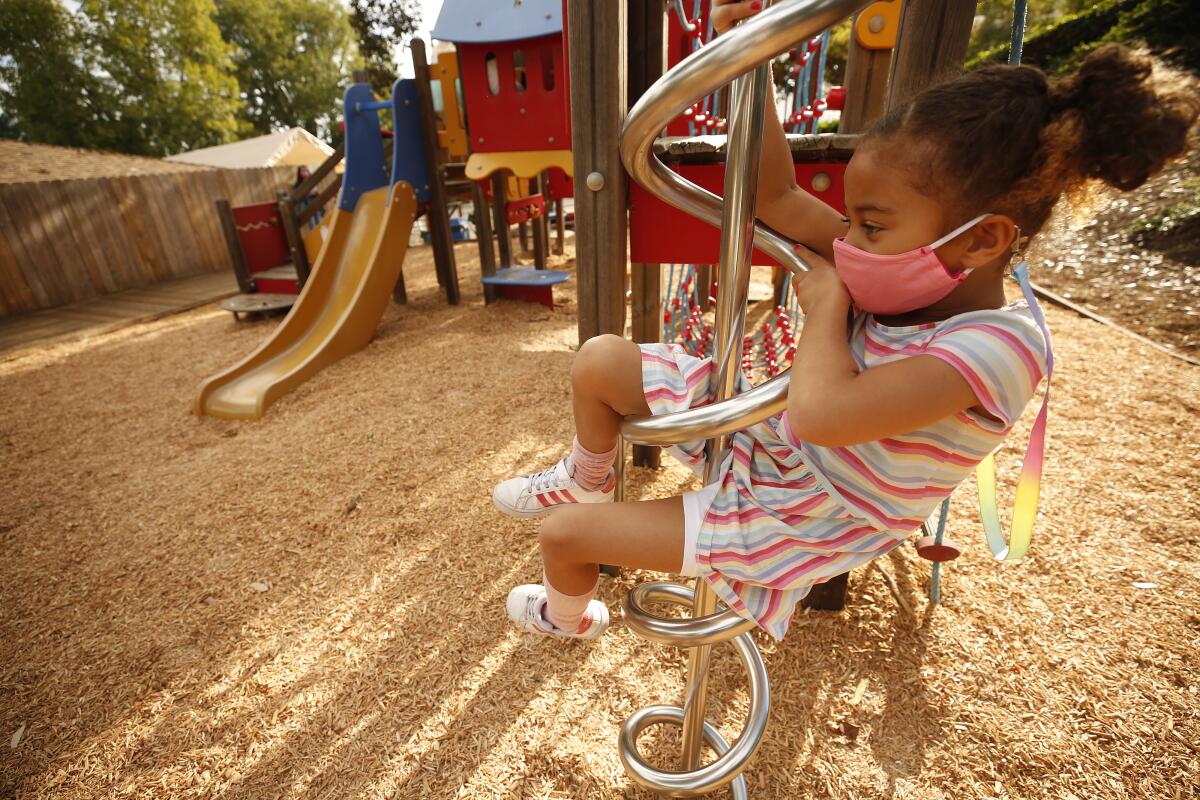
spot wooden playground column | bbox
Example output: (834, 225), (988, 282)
(553, 199), (565, 256)
(567, 0), (628, 344)
(472, 181), (498, 303)
(532, 173), (549, 270)
(412, 39), (461, 305)
(838, 12), (893, 133)
(627, 0), (666, 468)
(885, 0), (977, 111)
(490, 174), (513, 267)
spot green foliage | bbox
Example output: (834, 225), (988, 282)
(215, 0), (360, 140)
(965, 0), (1105, 64)
(76, 0), (244, 155)
(349, 0), (422, 94)
(967, 0), (1200, 74)
(0, 0), (96, 145)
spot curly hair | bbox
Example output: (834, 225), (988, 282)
(861, 44), (1199, 239)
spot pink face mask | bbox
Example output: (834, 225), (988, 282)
(831, 213), (990, 315)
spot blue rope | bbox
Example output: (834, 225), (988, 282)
(1009, 0), (1029, 66)
(928, 497), (951, 605)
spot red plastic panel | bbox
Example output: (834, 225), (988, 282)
(232, 202), (291, 273)
(629, 162), (847, 265)
(458, 36), (569, 153)
(506, 194), (546, 224)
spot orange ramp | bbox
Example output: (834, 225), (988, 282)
(195, 182), (417, 420)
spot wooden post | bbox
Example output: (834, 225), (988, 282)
(473, 180), (498, 303)
(567, 0), (628, 345)
(412, 39), (461, 305)
(215, 198), (255, 293)
(885, 0), (976, 111)
(626, 0), (666, 468)
(838, 19), (892, 134)
(532, 173), (548, 269)
(518, 220), (529, 253)
(276, 191), (311, 287)
(553, 198), (565, 255)
(490, 173), (512, 267)
(696, 264), (712, 311)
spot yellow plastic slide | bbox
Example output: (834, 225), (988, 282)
(195, 182), (417, 420)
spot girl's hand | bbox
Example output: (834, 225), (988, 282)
(711, 0), (763, 35)
(790, 243), (851, 315)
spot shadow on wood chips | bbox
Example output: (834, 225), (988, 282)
(1, 240), (1197, 799)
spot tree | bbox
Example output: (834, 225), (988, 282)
(0, 0), (96, 145)
(349, 0), (422, 94)
(76, 0), (243, 156)
(216, 0), (360, 140)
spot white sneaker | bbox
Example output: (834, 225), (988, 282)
(506, 584), (610, 640)
(492, 457), (615, 519)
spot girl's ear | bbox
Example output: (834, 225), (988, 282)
(959, 215), (1018, 269)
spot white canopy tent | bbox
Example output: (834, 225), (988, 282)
(166, 128), (335, 170)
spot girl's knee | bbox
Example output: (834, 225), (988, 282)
(539, 508), (586, 559)
(572, 334), (631, 388)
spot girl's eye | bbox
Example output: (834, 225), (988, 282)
(862, 222), (882, 235)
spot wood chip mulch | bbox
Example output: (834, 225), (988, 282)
(1, 239), (1197, 799)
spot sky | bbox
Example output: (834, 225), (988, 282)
(396, 0), (446, 78)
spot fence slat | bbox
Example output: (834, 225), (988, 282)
(0, 166), (293, 316)
(0, 191), (47, 311)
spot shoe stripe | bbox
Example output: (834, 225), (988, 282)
(537, 493), (551, 507)
(561, 489), (577, 503)
(602, 475), (616, 493)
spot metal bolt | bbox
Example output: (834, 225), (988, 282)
(548, 136), (555, 143)
(479, 137), (485, 144)
(812, 171), (831, 192)
(586, 172), (605, 192)
(519, 107), (526, 115)
(868, 14), (885, 33)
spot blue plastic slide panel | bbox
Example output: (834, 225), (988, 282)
(390, 78), (432, 203)
(339, 84), (390, 213)
(480, 267), (570, 286)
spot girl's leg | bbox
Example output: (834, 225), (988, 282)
(571, 334), (652, 452)
(536, 497), (685, 630)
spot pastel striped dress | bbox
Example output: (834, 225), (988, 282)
(640, 301), (1049, 639)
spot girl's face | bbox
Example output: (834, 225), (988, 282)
(841, 144), (951, 258)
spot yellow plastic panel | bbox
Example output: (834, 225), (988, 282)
(433, 51), (469, 159)
(855, 0), (902, 50)
(465, 149), (574, 181)
(195, 183), (418, 420)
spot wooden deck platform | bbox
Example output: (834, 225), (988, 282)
(0, 271), (238, 358)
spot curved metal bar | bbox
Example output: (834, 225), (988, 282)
(621, 0), (871, 278)
(621, 370), (789, 446)
(624, 582), (759, 647)
(617, 629), (770, 797)
(617, 0), (872, 449)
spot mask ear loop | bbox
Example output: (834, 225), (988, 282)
(973, 236), (1054, 560)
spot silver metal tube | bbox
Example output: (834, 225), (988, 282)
(678, 41), (773, 771)
(624, 581), (758, 647)
(616, 0), (873, 794)
(617, 586), (770, 798)
(618, 0), (872, 448)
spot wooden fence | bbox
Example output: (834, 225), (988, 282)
(0, 166), (294, 316)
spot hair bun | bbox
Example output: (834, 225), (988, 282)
(1049, 44), (1197, 191)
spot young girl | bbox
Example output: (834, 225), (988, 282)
(492, 3), (1198, 641)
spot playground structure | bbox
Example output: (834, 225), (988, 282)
(194, 81), (424, 420)
(432, 0), (572, 308)
(566, 0), (990, 794)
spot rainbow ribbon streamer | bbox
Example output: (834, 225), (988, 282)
(975, 260), (1053, 561)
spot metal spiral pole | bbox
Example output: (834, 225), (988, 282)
(615, 0), (871, 795)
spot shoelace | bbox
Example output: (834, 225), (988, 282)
(527, 462), (568, 493)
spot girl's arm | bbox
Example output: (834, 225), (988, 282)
(785, 248), (981, 448)
(712, 0), (847, 262)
